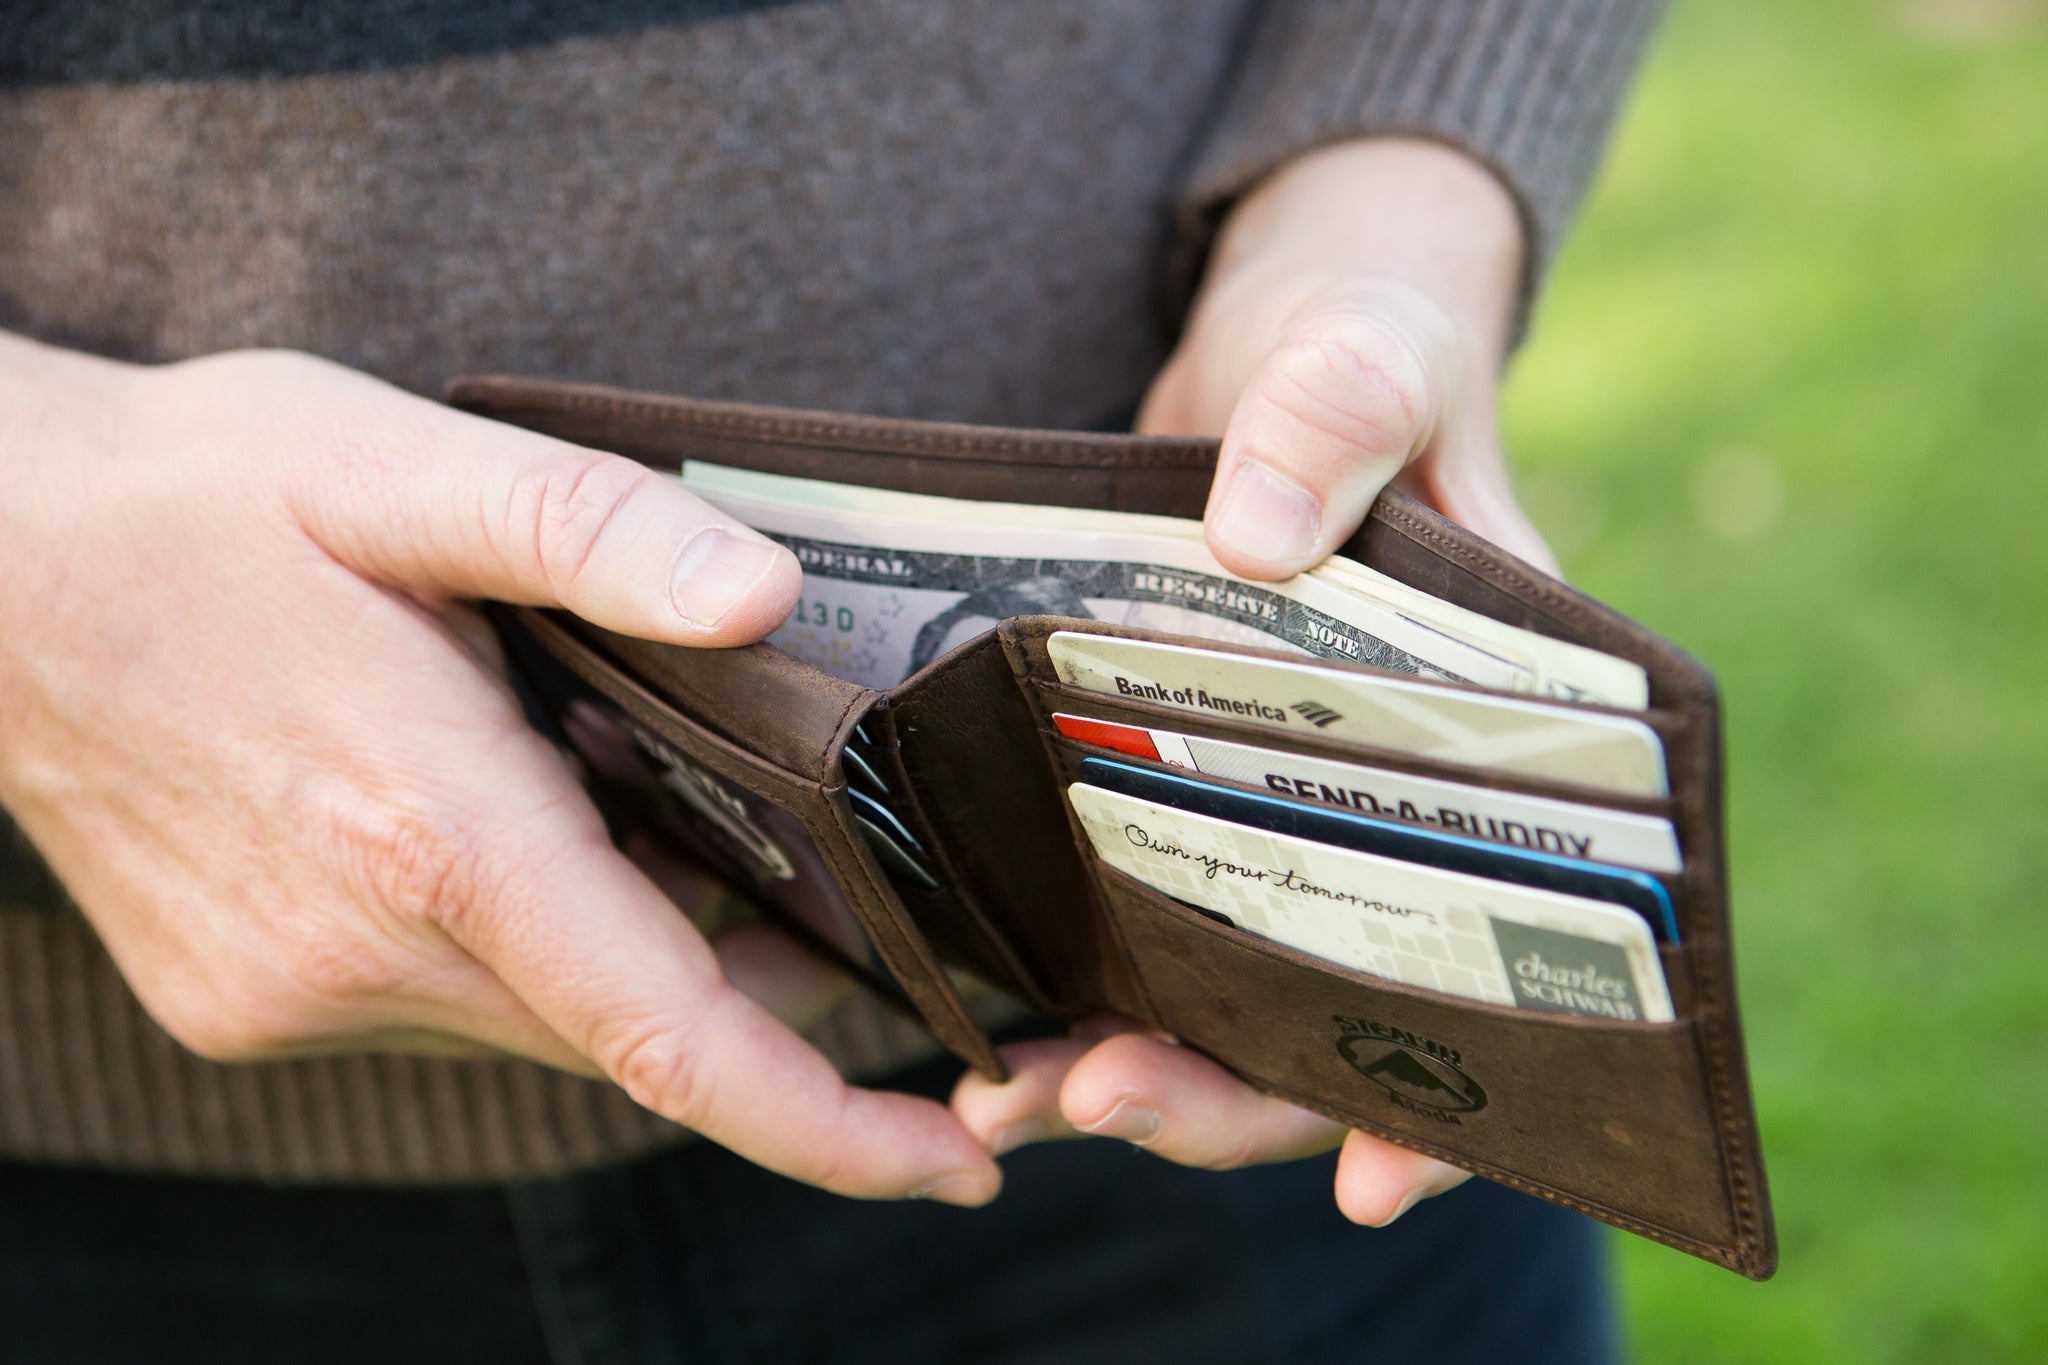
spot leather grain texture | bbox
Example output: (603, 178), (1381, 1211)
(513, 610), (1004, 1081)
(450, 377), (1776, 1279)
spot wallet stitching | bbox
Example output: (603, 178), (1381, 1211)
(998, 627), (1163, 1021)
(865, 680), (1055, 1011)
(825, 680), (868, 748)
(1109, 858), (1744, 1260)
(478, 389), (1217, 467)
(1373, 501), (1715, 677)
(1690, 921), (1764, 1261)
(1661, 723), (1765, 1263)
(1374, 503), (1618, 635)
(815, 682), (1010, 1078)
(1110, 858), (1759, 1270)
(1372, 506), (1723, 735)
(1330, 517), (1767, 1263)
(1060, 648), (1767, 1267)
(483, 391), (1770, 1270)
(1697, 1010), (1761, 1259)
(808, 796), (1006, 1081)
(520, 610), (1005, 1079)
(1241, 1071), (1754, 1275)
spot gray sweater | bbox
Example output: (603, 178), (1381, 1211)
(0, 0), (1660, 1183)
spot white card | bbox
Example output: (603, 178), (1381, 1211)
(1069, 782), (1674, 1022)
(1047, 631), (1670, 798)
(1051, 713), (1683, 873)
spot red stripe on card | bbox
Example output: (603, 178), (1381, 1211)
(1052, 713), (1161, 761)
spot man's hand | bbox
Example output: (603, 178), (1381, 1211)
(953, 139), (1555, 1224)
(0, 338), (1001, 1206)
(1151, 138), (1557, 578)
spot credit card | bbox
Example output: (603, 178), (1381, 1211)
(1052, 712), (1683, 874)
(847, 790), (937, 890)
(1077, 756), (1679, 942)
(1047, 631), (1670, 797)
(843, 728), (940, 890)
(1069, 782), (1674, 1022)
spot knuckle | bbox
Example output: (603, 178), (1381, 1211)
(166, 349), (342, 432)
(278, 932), (410, 1007)
(151, 981), (320, 1063)
(516, 453), (660, 601)
(163, 1014), (266, 1064)
(1200, 1130), (1262, 1173)
(607, 1016), (716, 1127)
(598, 982), (739, 1130)
(792, 1099), (862, 1194)
(168, 346), (321, 388)
(115, 905), (352, 1065)
(163, 349), (445, 531)
(1264, 316), (1430, 458)
(324, 785), (490, 935)
(320, 407), (446, 517)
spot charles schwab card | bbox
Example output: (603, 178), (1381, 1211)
(1067, 782), (1674, 1022)
(1076, 756), (1680, 943)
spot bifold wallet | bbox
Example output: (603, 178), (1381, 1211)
(449, 376), (1776, 1279)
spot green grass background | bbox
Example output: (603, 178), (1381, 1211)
(1501, 0), (2048, 1358)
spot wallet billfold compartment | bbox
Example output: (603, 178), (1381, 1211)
(449, 376), (1777, 1280)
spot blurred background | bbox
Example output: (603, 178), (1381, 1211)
(1501, 0), (2048, 1358)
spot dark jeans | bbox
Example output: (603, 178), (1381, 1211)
(0, 1054), (1617, 1365)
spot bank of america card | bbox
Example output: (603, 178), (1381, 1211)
(1051, 712), (1684, 874)
(1077, 756), (1679, 942)
(1068, 782), (1674, 1022)
(1047, 631), (1669, 798)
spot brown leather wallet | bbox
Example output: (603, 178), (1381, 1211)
(449, 376), (1777, 1280)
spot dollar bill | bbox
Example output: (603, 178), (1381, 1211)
(679, 463), (1649, 708)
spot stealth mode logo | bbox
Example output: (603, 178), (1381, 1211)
(1334, 1016), (1487, 1123)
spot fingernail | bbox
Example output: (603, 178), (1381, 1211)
(1210, 461), (1322, 568)
(669, 529), (786, 628)
(991, 1118), (1051, 1157)
(1373, 1186), (1429, 1228)
(910, 1174), (991, 1208)
(1079, 1095), (1161, 1146)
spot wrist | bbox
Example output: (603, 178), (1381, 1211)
(1195, 138), (1524, 372)
(0, 332), (146, 481)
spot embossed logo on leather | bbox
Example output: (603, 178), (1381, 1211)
(618, 715), (797, 883)
(1334, 1016), (1487, 1124)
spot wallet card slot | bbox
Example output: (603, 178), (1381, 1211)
(509, 609), (1007, 1079)
(1001, 614), (1693, 732)
(1338, 500), (1719, 716)
(1087, 867), (1752, 1266)
(458, 380), (1765, 1277)
(1659, 942), (1697, 1018)
(1000, 617), (1728, 953)
(849, 693), (1059, 1011)
(1043, 735), (1688, 944)
(1028, 678), (1683, 819)
(888, 633), (1134, 1016)
(1085, 858), (1692, 1031)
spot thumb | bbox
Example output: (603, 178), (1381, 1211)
(1202, 284), (1459, 581)
(291, 382), (801, 647)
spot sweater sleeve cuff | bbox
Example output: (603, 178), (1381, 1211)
(1168, 0), (1666, 344)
